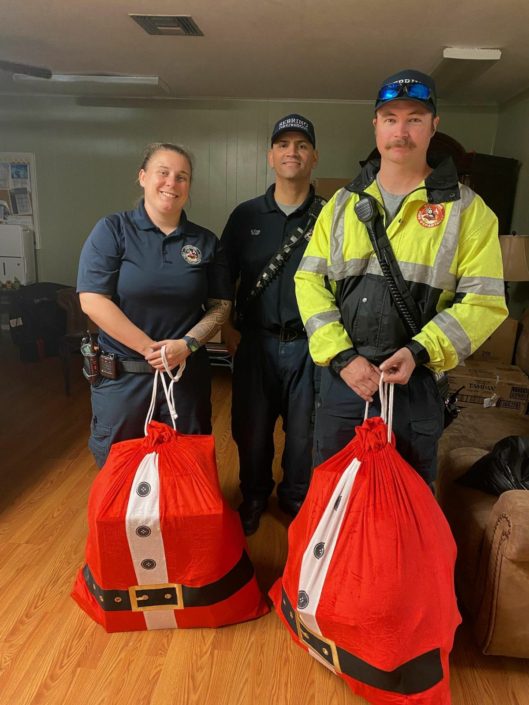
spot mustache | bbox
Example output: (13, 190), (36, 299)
(386, 138), (416, 149)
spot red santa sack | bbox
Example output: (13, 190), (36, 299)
(73, 365), (269, 632)
(270, 382), (461, 705)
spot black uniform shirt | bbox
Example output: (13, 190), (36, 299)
(77, 200), (232, 358)
(221, 184), (315, 331)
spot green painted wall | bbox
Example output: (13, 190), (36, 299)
(0, 95), (499, 286)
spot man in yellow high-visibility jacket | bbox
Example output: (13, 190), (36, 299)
(295, 69), (508, 483)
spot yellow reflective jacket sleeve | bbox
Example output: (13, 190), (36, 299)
(414, 194), (508, 372)
(295, 195), (355, 365)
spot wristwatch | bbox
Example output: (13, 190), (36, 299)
(183, 335), (200, 353)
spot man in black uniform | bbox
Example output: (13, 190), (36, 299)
(222, 114), (321, 535)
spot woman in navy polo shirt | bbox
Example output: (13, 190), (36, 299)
(77, 143), (232, 467)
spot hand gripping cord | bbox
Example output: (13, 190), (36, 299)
(144, 346), (186, 435)
(363, 375), (395, 443)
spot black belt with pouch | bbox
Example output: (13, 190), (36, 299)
(81, 333), (155, 383)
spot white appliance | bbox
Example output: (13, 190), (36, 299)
(0, 224), (36, 285)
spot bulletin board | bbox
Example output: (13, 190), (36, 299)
(0, 152), (41, 247)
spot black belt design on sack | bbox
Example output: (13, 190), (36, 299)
(280, 588), (443, 695)
(83, 550), (254, 612)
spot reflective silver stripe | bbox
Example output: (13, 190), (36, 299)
(365, 257), (383, 277)
(459, 184), (476, 212)
(330, 189), (351, 271)
(328, 257), (371, 280)
(305, 309), (341, 337)
(458, 276), (505, 296)
(398, 261), (454, 288)
(426, 186), (474, 290)
(427, 199), (462, 291)
(298, 255), (328, 274)
(434, 311), (472, 360)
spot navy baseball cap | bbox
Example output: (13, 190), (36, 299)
(375, 69), (437, 115)
(271, 113), (316, 147)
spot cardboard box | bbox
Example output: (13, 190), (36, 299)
(448, 360), (529, 415)
(468, 317), (519, 365)
(313, 178), (351, 201)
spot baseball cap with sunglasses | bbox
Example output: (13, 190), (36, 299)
(375, 69), (437, 115)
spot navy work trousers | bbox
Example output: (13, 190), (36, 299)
(88, 347), (212, 467)
(232, 332), (316, 504)
(314, 365), (444, 484)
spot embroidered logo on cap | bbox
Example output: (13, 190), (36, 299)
(181, 245), (202, 264)
(250, 229), (261, 236)
(277, 117), (309, 132)
(417, 203), (445, 228)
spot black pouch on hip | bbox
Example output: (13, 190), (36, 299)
(99, 352), (118, 379)
(80, 333), (100, 384)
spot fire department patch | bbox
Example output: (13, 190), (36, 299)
(181, 245), (202, 264)
(417, 203), (445, 228)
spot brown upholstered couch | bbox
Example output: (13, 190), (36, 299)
(437, 440), (529, 657)
(436, 307), (529, 657)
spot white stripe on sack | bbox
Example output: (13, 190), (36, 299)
(296, 456), (362, 672)
(125, 451), (177, 630)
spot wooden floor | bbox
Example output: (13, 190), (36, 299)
(1, 344), (528, 705)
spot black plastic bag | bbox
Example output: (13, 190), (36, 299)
(457, 436), (529, 495)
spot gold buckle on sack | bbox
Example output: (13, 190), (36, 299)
(295, 614), (342, 673)
(128, 582), (184, 611)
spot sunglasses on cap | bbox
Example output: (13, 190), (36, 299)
(377, 81), (432, 103)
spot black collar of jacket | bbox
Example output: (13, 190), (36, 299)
(345, 156), (460, 205)
(262, 183), (316, 214)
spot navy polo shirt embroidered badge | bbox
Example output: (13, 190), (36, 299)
(181, 245), (202, 264)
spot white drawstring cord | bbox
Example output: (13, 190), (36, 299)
(378, 375), (394, 442)
(143, 345), (186, 435)
(363, 375), (394, 442)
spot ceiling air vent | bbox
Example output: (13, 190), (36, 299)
(129, 15), (204, 36)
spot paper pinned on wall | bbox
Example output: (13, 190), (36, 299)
(11, 188), (32, 216)
(10, 163), (30, 190)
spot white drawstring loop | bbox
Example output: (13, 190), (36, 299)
(363, 375), (394, 443)
(143, 345), (186, 435)
(378, 375), (394, 442)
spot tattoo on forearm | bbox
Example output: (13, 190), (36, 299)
(186, 299), (232, 346)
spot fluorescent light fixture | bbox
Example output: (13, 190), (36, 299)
(13, 73), (164, 86)
(431, 47), (502, 97)
(442, 47), (502, 62)
(11, 73), (170, 96)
